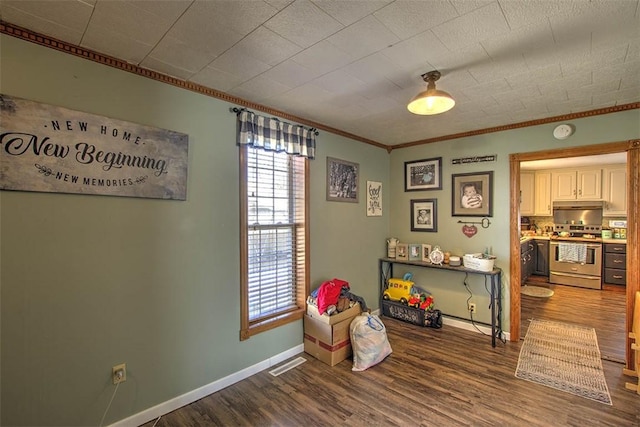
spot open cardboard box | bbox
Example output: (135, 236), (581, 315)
(306, 302), (361, 325)
(303, 304), (362, 366)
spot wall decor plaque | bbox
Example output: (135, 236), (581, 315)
(0, 94), (189, 200)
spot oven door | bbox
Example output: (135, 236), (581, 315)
(549, 241), (602, 277)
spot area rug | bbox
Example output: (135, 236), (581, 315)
(521, 285), (554, 298)
(515, 319), (612, 405)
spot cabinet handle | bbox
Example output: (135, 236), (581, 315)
(613, 248), (623, 251)
(613, 259), (623, 263)
(579, 189), (582, 196)
(573, 189), (576, 195)
(613, 275), (623, 279)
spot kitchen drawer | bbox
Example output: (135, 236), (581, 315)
(604, 268), (626, 285)
(604, 243), (626, 254)
(604, 253), (626, 269)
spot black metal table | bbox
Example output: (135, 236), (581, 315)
(379, 257), (503, 347)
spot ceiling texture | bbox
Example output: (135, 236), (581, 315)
(1, 0), (639, 147)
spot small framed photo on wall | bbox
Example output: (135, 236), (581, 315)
(326, 157), (359, 203)
(410, 199), (438, 232)
(452, 171), (493, 217)
(404, 157), (442, 191)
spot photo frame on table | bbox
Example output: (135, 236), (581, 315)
(404, 157), (442, 191)
(421, 244), (432, 263)
(452, 171), (493, 217)
(410, 199), (438, 232)
(326, 157), (359, 203)
(409, 244), (421, 261)
(396, 243), (408, 260)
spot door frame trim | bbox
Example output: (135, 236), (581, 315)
(509, 140), (639, 370)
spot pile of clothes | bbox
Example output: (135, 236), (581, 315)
(307, 278), (368, 315)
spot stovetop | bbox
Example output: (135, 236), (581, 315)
(550, 236), (602, 243)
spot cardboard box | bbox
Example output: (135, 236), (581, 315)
(306, 302), (361, 325)
(303, 311), (362, 366)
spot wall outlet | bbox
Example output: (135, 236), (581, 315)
(468, 303), (476, 313)
(112, 363), (126, 384)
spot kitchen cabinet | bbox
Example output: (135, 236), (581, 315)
(552, 168), (602, 201)
(534, 171), (552, 216)
(533, 239), (549, 276)
(604, 243), (626, 285)
(602, 166), (627, 216)
(520, 172), (535, 216)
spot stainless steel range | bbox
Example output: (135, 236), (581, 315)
(549, 201), (603, 289)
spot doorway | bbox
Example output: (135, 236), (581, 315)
(509, 140), (639, 370)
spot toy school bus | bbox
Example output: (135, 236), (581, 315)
(383, 277), (415, 305)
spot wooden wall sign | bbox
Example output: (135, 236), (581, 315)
(0, 94), (189, 200)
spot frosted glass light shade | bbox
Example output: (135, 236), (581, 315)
(407, 89), (455, 115)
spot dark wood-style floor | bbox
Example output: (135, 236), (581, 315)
(142, 293), (639, 427)
(521, 276), (627, 363)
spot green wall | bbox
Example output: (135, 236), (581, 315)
(389, 111), (639, 329)
(0, 35), (389, 426)
(2, 33), (639, 426)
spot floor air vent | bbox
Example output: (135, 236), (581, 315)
(269, 356), (306, 376)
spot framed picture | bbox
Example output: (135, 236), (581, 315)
(410, 199), (438, 232)
(421, 244), (432, 263)
(326, 157), (359, 203)
(452, 171), (493, 217)
(409, 244), (421, 261)
(404, 157), (442, 191)
(366, 180), (382, 216)
(396, 243), (408, 260)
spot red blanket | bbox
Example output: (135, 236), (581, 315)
(316, 278), (349, 314)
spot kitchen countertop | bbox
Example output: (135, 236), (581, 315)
(519, 235), (626, 244)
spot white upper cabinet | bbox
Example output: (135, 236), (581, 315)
(602, 166), (627, 216)
(520, 172), (535, 216)
(551, 168), (602, 201)
(534, 171), (552, 216)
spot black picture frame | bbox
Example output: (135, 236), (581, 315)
(326, 157), (359, 203)
(410, 199), (438, 232)
(404, 157), (442, 191)
(451, 171), (493, 217)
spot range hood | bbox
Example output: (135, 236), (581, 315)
(552, 201), (605, 210)
(553, 201), (603, 232)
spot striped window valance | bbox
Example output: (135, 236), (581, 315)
(235, 109), (316, 159)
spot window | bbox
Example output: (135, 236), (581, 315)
(239, 145), (308, 340)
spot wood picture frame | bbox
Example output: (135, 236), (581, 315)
(410, 199), (438, 232)
(452, 171), (493, 217)
(326, 157), (359, 202)
(396, 243), (409, 260)
(421, 244), (432, 263)
(404, 157), (442, 191)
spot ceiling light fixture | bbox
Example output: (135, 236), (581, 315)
(407, 70), (455, 115)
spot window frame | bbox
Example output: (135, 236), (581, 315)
(239, 145), (309, 340)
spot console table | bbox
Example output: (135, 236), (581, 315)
(379, 258), (503, 347)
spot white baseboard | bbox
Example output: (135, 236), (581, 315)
(443, 316), (511, 341)
(111, 313), (509, 426)
(109, 344), (303, 427)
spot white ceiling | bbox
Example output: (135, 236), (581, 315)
(1, 0), (639, 146)
(520, 152), (627, 170)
